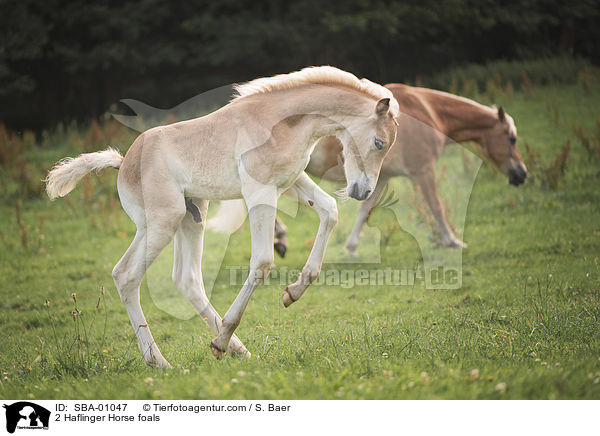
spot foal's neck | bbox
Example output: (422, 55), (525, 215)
(274, 85), (374, 138)
(427, 90), (497, 144)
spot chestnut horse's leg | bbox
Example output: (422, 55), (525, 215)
(413, 166), (467, 248)
(172, 202), (250, 358)
(282, 172), (338, 307)
(344, 175), (389, 256)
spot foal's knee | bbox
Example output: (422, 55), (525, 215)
(251, 255), (273, 281)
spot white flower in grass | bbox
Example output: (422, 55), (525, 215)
(495, 382), (507, 394)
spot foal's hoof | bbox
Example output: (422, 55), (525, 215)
(145, 352), (172, 369)
(210, 341), (225, 360)
(274, 241), (287, 258)
(282, 287), (296, 308)
(147, 359), (172, 369)
(230, 347), (252, 360)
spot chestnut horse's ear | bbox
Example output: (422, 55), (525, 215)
(375, 98), (390, 116)
(498, 105), (505, 122)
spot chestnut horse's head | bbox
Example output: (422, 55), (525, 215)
(481, 106), (527, 186)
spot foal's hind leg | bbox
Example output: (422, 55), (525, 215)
(112, 189), (186, 368)
(172, 204), (250, 358)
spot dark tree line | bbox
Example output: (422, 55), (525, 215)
(1, 0), (599, 131)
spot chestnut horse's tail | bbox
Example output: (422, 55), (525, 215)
(45, 147), (123, 199)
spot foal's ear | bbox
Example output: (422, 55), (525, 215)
(498, 105), (505, 122)
(375, 98), (390, 117)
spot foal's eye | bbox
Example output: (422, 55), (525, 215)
(509, 136), (517, 146)
(374, 137), (385, 150)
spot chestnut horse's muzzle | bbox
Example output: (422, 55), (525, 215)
(508, 162), (527, 186)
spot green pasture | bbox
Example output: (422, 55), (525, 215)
(0, 81), (599, 399)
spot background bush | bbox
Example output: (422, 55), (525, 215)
(1, 0), (599, 131)
(423, 56), (596, 92)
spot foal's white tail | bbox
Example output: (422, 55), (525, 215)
(45, 148), (123, 199)
(207, 199), (247, 233)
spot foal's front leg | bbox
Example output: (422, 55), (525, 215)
(282, 172), (338, 307)
(210, 199), (277, 359)
(173, 207), (250, 358)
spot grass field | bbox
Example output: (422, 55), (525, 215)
(1, 81), (599, 400)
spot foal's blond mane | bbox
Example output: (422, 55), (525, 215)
(233, 66), (399, 116)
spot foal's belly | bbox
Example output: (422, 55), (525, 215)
(184, 164), (244, 200)
(182, 152), (309, 201)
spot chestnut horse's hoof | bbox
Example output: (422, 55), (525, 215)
(282, 287), (296, 308)
(444, 238), (467, 249)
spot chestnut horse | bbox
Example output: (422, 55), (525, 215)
(276, 84), (527, 255)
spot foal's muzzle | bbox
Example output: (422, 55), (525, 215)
(348, 182), (372, 201)
(508, 162), (527, 186)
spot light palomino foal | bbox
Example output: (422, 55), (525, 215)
(45, 66), (399, 367)
(278, 83), (527, 255)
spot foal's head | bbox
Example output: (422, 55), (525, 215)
(340, 98), (398, 200)
(481, 106), (527, 186)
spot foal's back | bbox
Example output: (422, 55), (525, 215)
(117, 107), (242, 202)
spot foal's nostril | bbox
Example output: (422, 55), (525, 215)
(364, 189), (372, 199)
(349, 183), (358, 199)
